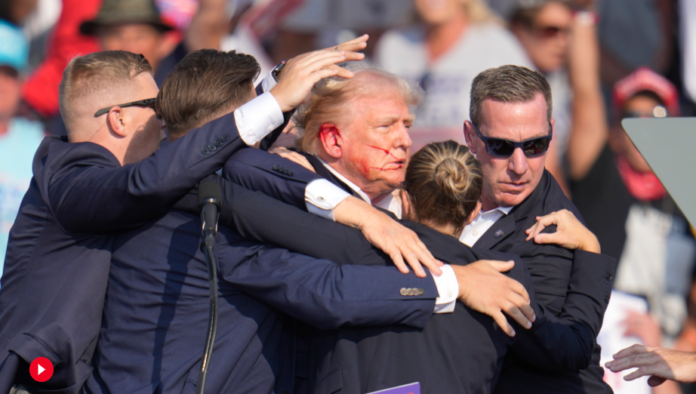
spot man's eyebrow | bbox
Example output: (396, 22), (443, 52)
(405, 114), (416, 124)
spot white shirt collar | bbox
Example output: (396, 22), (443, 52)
(317, 157), (402, 219)
(318, 157), (372, 204)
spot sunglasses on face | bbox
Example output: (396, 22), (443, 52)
(533, 25), (570, 39)
(94, 98), (158, 117)
(470, 121), (553, 158)
(621, 105), (667, 119)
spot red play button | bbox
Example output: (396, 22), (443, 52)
(29, 357), (53, 382)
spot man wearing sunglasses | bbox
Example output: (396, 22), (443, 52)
(461, 65), (616, 394)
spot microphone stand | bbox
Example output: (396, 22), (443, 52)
(196, 182), (221, 394)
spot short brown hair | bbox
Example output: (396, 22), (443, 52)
(469, 65), (552, 126)
(295, 62), (423, 155)
(404, 140), (482, 236)
(157, 49), (260, 139)
(59, 51), (152, 132)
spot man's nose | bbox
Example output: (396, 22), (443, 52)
(395, 123), (412, 149)
(508, 147), (529, 175)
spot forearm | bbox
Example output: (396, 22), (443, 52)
(217, 244), (437, 330)
(185, 0), (227, 51)
(566, 15), (608, 181)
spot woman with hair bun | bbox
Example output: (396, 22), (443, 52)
(278, 140), (602, 394)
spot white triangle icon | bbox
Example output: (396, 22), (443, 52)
(37, 365), (45, 375)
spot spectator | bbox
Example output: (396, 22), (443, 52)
(0, 20), (45, 278)
(375, 0), (532, 150)
(569, 67), (696, 344)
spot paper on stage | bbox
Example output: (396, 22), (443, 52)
(366, 382), (420, 394)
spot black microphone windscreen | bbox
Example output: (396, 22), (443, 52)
(198, 181), (223, 210)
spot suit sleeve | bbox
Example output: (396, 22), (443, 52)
(501, 251), (616, 372)
(223, 148), (322, 210)
(173, 174), (387, 267)
(47, 111), (249, 233)
(215, 233), (437, 330)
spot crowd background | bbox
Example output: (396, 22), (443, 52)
(0, 0), (695, 393)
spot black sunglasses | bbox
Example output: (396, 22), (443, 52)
(94, 98), (157, 117)
(470, 121), (553, 158)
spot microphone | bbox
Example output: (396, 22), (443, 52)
(198, 181), (222, 249)
(196, 181), (222, 394)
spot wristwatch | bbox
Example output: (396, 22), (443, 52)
(272, 60), (287, 82)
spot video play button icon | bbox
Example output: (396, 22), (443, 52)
(29, 357), (53, 382)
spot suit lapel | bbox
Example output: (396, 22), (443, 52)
(474, 213), (517, 250)
(474, 171), (553, 251)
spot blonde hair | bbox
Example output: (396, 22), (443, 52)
(59, 51), (152, 135)
(294, 62), (424, 155)
(404, 140), (482, 235)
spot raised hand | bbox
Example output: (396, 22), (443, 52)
(452, 260), (535, 337)
(606, 344), (696, 386)
(525, 209), (601, 253)
(270, 35), (368, 112)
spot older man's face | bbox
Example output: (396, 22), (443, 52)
(464, 93), (551, 211)
(338, 86), (413, 198)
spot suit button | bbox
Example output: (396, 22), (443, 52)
(287, 171), (294, 176)
(208, 144), (216, 151)
(416, 288), (424, 296)
(201, 148), (209, 155)
(272, 165), (280, 171)
(606, 274), (613, 281)
(400, 288), (408, 296)
(221, 135), (229, 142)
(215, 140), (223, 147)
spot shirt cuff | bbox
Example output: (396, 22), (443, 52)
(234, 91), (284, 146)
(433, 264), (458, 314)
(260, 72), (277, 93)
(305, 179), (351, 221)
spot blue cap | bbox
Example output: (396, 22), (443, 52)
(0, 20), (28, 72)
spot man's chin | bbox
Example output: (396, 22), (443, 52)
(498, 189), (533, 207)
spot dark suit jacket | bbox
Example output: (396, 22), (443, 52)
(85, 203), (441, 394)
(0, 111), (252, 394)
(222, 149), (617, 393)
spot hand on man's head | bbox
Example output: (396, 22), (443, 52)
(270, 35), (368, 112)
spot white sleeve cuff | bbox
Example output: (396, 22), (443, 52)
(433, 264), (458, 314)
(260, 72), (278, 93)
(234, 91), (284, 146)
(305, 179), (351, 221)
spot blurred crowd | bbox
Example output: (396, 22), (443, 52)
(1, 0), (695, 392)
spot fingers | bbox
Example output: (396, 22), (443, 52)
(614, 344), (648, 359)
(323, 34), (369, 53)
(485, 260), (515, 273)
(504, 304), (532, 330)
(388, 248), (410, 275)
(400, 247), (426, 278)
(492, 310), (516, 337)
(507, 276), (530, 304)
(624, 367), (650, 381)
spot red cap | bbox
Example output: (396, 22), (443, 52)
(613, 66), (679, 116)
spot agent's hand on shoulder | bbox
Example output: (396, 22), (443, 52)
(525, 209), (601, 253)
(452, 260), (535, 337)
(268, 147), (314, 172)
(270, 35), (368, 112)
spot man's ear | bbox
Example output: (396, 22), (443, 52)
(318, 123), (344, 159)
(106, 107), (128, 138)
(463, 121), (477, 154)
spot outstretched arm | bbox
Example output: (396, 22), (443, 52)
(606, 345), (696, 387)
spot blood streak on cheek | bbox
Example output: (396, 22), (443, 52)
(367, 145), (398, 160)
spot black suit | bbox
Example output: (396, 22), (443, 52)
(480, 171), (615, 394)
(222, 149), (617, 393)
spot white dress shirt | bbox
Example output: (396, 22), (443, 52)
(233, 74), (284, 145)
(302, 158), (458, 313)
(459, 206), (513, 247)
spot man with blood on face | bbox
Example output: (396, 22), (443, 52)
(314, 71), (415, 202)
